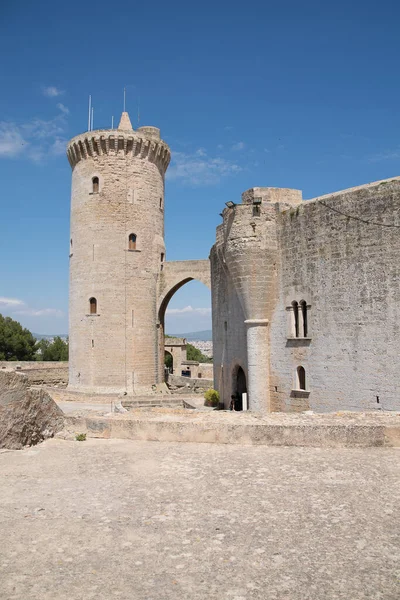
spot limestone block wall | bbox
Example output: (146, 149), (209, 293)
(212, 178), (400, 413)
(211, 187), (301, 410)
(269, 177), (400, 412)
(210, 243), (247, 407)
(0, 362), (68, 387)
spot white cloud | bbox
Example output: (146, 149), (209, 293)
(231, 141), (245, 151)
(51, 137), (67, 156)
(0, 296), (24, 307)
(43, 86), (64, 97)
(0, 104), (69, 162)
(0, 124), (28, 157)
(57, 103), (69, 115)
(166, 305), (211, 316)
(167, 150), (242, 186)
(13, 308), (64, 318)
(368, 150), (400, 163)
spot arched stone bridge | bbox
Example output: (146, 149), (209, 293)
(157, 259), (211, 320)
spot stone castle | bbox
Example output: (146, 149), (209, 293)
(67, 113), (400, 412)
(211, 182), (400, 412)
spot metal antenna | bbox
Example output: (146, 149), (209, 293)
(88, 95), (91, 131)
(111, 115), (114, 129)
(123, 87), (126, 112)
(91, 106), (94, 131)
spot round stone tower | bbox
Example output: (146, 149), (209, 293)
(67, 112), (171, 394)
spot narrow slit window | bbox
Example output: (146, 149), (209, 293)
(92, 177), (99, 193)
(292, 301), (299, 337)
(297, 366), (306, 390)
(160, 197), (163, 209)
(300, 300), (308, 337)
(89, 297), (97, 314)
(129, 234), (137, 250)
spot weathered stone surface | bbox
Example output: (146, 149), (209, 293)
(0, 371), (64, 449)
(212, 178), (400, 413)
(0, 439), (399, 599)
(0, 361), (68, 387)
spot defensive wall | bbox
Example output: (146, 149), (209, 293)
(211, 177), (400, 413)
(0, 362), (68, 387)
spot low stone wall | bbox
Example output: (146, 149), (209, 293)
(167, 374), (213, 394)
(64, 411), (400, 448)
(0, 362), (68, 387)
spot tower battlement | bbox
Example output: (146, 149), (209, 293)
(67, 129), (171, 172)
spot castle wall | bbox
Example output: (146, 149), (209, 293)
(212, 178), (400, 412)
(270, 178), (400, 412)
(210, 244), (247, 407)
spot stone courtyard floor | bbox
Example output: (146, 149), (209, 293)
(1, 439), (399, 600)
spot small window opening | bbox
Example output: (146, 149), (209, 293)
(160, 197), (163, 209)
(92, 177), (99, 193)
(89, 297), (97, 314)
(224, 321), (228, 332)
(91, 339), (94, 348)
(297, 366), (306, 390)
(70, 238), (73, 248)
(292, 301), (299, 337)
(300, 300), (308, 337)
(129, 234), (137, 250)
(252, 204), (260, 217)
(160, 253), (164, 270)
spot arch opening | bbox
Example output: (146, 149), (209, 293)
(158, 279), (212, 384)
(129, 233), (137, 250)
(231, 365), (247, 411)
(297, 366), (306, 390)
(89, 297), (97, 314)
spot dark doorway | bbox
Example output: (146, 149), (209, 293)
(233, 366), (247, 411)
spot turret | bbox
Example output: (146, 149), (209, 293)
(212, 187), (301, 410)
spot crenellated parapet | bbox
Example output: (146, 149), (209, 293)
(66, 128), (171, 173)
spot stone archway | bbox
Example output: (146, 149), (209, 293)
(157, 259), (211, 383)
(232, 365), (247, 411)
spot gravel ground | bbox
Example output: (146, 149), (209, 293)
(1, 438), (399, 600)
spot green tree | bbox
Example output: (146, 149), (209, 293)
(0, 314), (37, 361)
(186, 343), (212, 363)
(36, 336), (69, 361)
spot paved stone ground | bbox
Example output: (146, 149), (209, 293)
(1, 439), (399, 600)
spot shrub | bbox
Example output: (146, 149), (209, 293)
(204, 388), (219, 407)
(75, 433), (86, 441)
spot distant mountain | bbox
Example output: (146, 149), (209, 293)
(168, 329), (212, 341)
(32, 333), (68, 341)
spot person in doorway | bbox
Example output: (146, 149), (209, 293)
(230, 392), (241, 411)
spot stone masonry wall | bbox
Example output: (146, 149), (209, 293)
(269, 178), (400, 412)
(0, 362), (68, 387)
(212, 178), (400, 412)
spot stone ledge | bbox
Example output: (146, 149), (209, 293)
(64, 411), (400, 448)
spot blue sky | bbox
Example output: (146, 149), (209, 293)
(1, 0), (400, 334)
